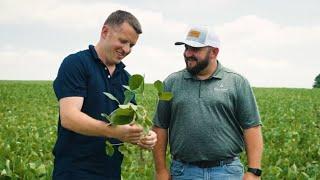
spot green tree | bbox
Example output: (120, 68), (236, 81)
(313, 74), (320, 88)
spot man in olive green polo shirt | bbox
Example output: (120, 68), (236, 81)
(152, 26), (263, 180)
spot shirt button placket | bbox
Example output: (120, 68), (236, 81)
(104, 67), (111, 79)
(199, 81), (203, 98)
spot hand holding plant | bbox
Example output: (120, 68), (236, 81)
(101, 74), (172, 155)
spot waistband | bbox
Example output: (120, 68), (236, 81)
(172, 156), (237, 168)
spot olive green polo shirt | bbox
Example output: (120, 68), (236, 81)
(153, 61), (261, 162)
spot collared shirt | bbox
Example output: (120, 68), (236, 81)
(53, 45), (130, 177)
(153, 61), (261, 162)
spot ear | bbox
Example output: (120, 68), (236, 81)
(101, 25), (110, 39)
(210, 47), (219, 58)
(212, 48), (219, 55)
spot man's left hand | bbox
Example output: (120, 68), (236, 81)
(137, 130), (157, 150)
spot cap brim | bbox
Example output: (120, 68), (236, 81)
(174, 40), (206, 47)
(174, 42), (185, 45)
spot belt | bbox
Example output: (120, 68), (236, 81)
(173, 156), (236, 168)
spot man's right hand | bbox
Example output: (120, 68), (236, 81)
(156, 169), (171, 180)
(109, 124), (143, 144)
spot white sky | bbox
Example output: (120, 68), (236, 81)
(1, 0), (319, 88)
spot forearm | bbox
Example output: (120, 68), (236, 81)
(244, 125), (263, 168)
(60, 107), (112, 137)
(59, 97), (115, 137)
(152, 126), (169, 172)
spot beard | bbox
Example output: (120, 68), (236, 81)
(184, 50), (210, 75)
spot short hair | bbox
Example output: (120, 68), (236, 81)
(104, 10), (142, 34)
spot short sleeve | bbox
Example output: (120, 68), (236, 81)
(236, 78), (262, 129)
(53, 54), (88, 100)
(153, 80), (172, 129)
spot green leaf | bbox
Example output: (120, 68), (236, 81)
(122, 85), (131, 91)
(118, 145), (125, 154)
(105, 141), (114, 156)
(118, 145), (132, 155)
(159, 92), (173, 101)
(135, 112), (144, 123)
(29, 163), (36, 170)
(36, 164), (46, 175)
(124, 90), (135, 104)
(114, 108), (134, 116)
(103, 92), (120, 104)
(154, 80), (164, 93)
(143, 127), (149, 134)
(1, 169), (7, 176)
(119, 103), (138, 112)
(110, 115), (132, 123)
(101, 113), (111, 122)
(110, 108), (135, 125)
(129, 103), (138, 111)
(137, 75), (145, 94)
(119, 104), (130, 109)
(144, 118), (153, 127)
(129, 74), (144, 90)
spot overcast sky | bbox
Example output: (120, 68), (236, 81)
(1, 0), (319, 88)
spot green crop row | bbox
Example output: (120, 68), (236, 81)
(0, 81), (319, 179)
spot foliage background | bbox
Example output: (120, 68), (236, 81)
(313, 74), (320, 88)
(0, 81), (319, 179)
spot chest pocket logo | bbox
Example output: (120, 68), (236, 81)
(214, 83), (228, 91)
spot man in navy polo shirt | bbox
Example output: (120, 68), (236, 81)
(52, 10), (157, 179)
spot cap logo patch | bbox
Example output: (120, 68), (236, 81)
(188, 30), (201, 38)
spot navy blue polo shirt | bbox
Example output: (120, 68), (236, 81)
(52, 45), (131, 178)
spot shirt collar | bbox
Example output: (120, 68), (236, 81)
(183, 60), (224, 80)
(89, 45), (126, 70)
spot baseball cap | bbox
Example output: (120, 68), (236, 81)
(175, 26), (220, 48)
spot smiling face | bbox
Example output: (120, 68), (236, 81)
(184, 45), (212, 75)
(100, 22), (139, 65)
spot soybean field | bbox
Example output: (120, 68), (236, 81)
(0, 81), (319, 179)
